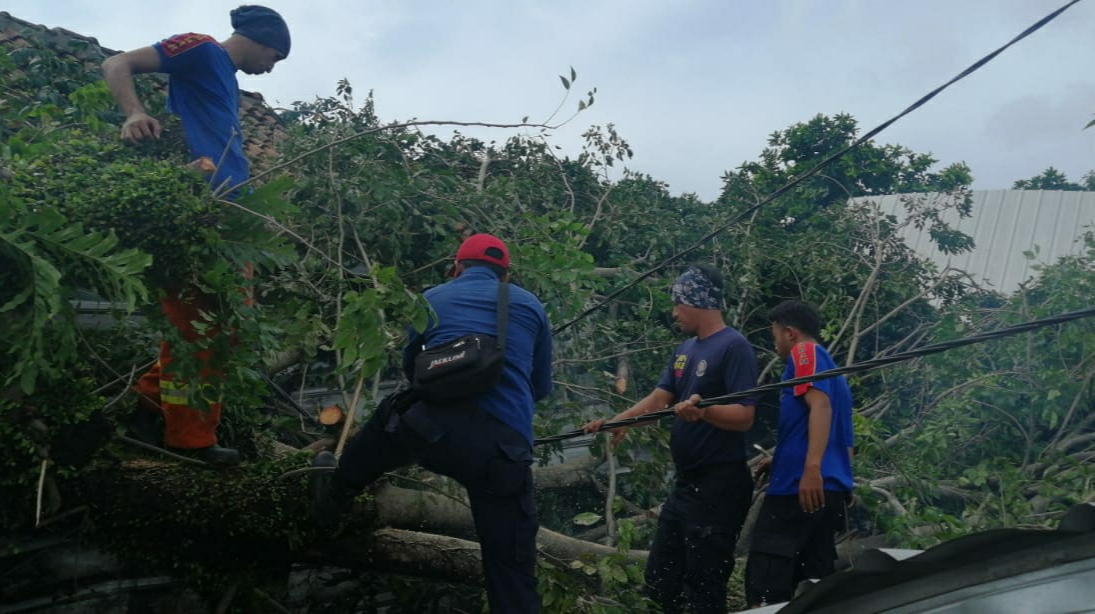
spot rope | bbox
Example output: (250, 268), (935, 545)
(534, 306), (1095, 446)
(551, 0), (1083, 335)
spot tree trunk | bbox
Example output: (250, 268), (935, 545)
(53, 455), (645, 586)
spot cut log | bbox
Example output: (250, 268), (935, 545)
(615, 356), (629, 395)
(318, 405), (344, 427)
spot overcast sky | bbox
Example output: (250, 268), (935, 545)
(8, 1), (1095, 201)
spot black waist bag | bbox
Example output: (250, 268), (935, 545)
(413, 282), (509, 404)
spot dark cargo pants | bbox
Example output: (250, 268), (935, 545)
(744, 491), (848, 606)
(645, 461), (754, 613)
(334, 396), (539, 614)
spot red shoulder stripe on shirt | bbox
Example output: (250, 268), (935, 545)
(159, 33), (217, 57)
(791, 342), (817, 397)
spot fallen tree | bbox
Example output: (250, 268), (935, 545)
(30, 446), (644, 582)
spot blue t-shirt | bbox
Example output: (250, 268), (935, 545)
(153, 33), (248, 191)
(657, 327), (758, 471)
(768, 342), (855, 495)
(402, 267), (553, 445)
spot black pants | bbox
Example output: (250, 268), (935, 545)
(334, 396), (539, 614)
(744, 491), (848, 606)
(644, 461), (753, 613)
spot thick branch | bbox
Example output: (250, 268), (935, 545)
(322, 528), (484, 583)
(374, 483), (647, 564)
(533, 453), (602, 490)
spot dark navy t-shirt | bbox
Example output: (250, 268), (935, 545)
(768, 342), (855, 495)
(657, 327), (758, 471)
(153, 33), (248, 191)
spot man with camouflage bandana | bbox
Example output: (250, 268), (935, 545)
(583, 264), (759, 612)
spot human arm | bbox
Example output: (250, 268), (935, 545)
(582, 387), (676, 446)
(673, 394), (755, 431)
(799, 387), (832, 513)
(101, 47), (163, 142)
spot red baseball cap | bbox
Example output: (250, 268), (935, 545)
(448, 233), (510, 276)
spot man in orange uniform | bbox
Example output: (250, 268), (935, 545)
(103, 5), (290, 464)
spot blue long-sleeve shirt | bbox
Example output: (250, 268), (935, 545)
(403, 267), (553, 444)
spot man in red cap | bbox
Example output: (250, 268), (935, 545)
(312, 234), (554, 612)
(102, 5), (290, 465)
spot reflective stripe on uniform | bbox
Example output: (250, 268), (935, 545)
(160, 380), (190, 406)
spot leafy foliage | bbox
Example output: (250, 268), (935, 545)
(1012, 166), (1095, 191)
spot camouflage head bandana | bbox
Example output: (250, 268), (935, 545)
(670, 266), (723, 310)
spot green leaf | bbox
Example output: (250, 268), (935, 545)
(572, 511), (602, 526)
(559, 75), (570, 90)
(1, 203), (150, 393)
(237, 175), (298, 217)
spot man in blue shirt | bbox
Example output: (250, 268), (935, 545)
(745, 299), (854, 607)
(102, 4), (289, 191)
(102, 6), (290, 465)
(584, 264), (758, 613)
(313, 234), (553, 613)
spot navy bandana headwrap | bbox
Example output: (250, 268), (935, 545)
(231, 5), (291, 57)
(671, 266), (723, 310)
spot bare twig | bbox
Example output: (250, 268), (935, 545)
(1047, 365), (1095, 452)
(550, 342), (673, 366)
(402, 255), (451, 278)
(853, 267), (954, 342)
(219, 198), (358, 278)
(92, 359), (157, 395)
(869, 485), (908, 516)
(551, 380), (634, 406)
(34, 459), (48, 527)
(536, 133), (577, 213)
(604, 446), (617, 547)
(103, 363), (139, 410)
(252, 588), (293, 614)
(334, 372), (366, 457)
(476, 151), (491, 193)
(278, 465), (334, 480)
(239, 119), (566, 192)
(35, 505), (89, 529)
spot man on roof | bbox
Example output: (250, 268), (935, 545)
(102, 4), (288, 191)
(101, 5), (290, 465)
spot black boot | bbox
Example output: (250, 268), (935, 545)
(188, 444), (242, 466)
(310, 451), (351, 534)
